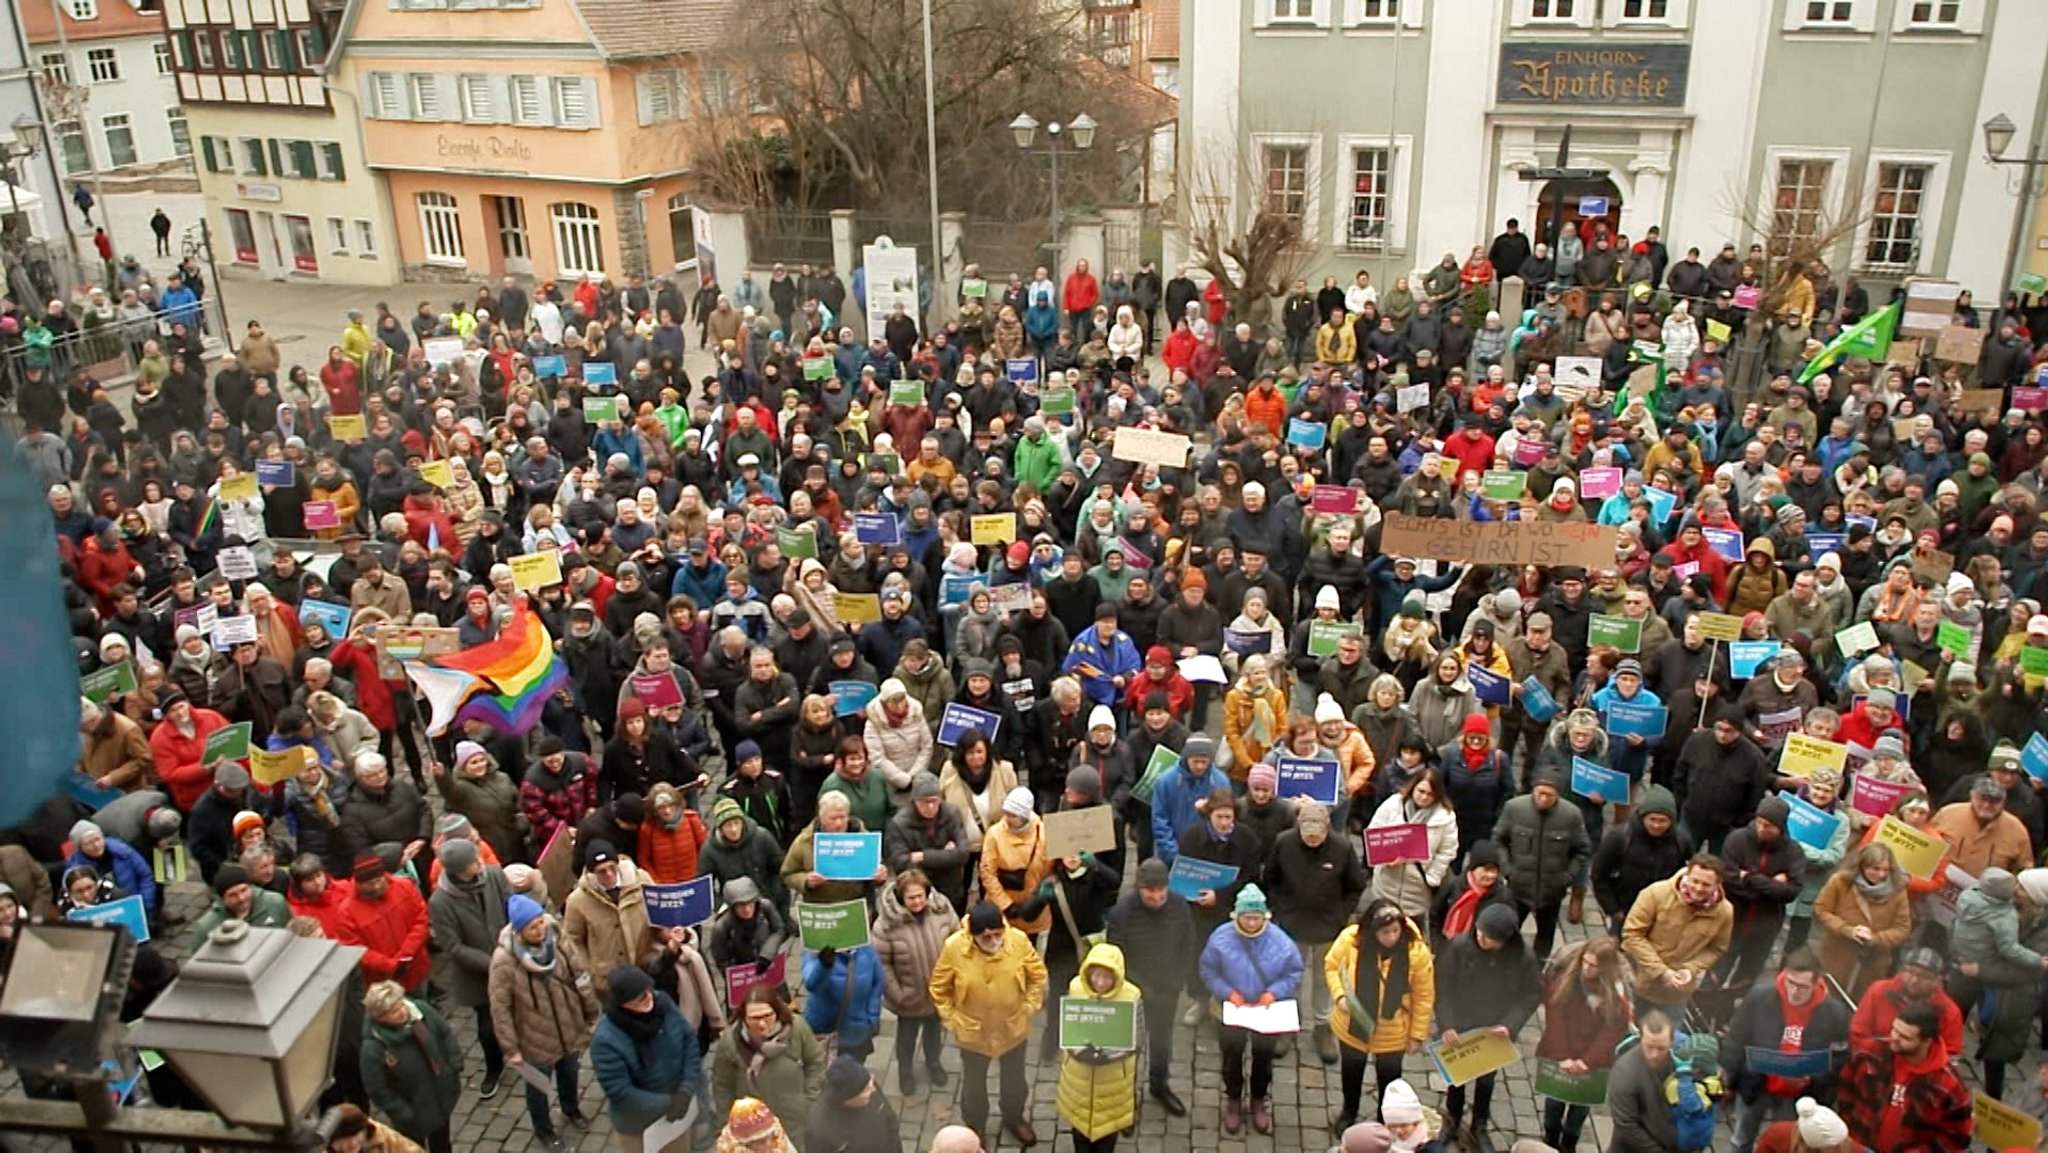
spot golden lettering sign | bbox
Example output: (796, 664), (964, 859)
(1496, 41), (1689, 108)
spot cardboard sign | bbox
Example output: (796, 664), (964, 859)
(1781, 733), (1850, 779)
(370, 624), (462, 679)
(249, 745), (310, 786)
(1571, 756), (1630, 805)
(1695, 612), (1743, 643)
(1469, 664), (1511, 705)
(1364, 822), (1429, 866)
(1731, 641), (1782, 679)
(1379, 513), (1618, 571)
(304, 500), (341, 530)
(509, 551), (564, 591)
(1954, 388), (2007, 415)
(152, 842), (188, 886)
(1275, 757), (1342, 806)
(67, 894), (150, 942)
(1111, 427), (1192, 470)
(970, 514), (1017, 546)
(1396, 383), (1430, 413)
(1579, 467), (1621, 499)
(937, 702), (1001, 746)
(1913, 548), (1956, 586)
(853, 512), (900, 547)
(832, 593), (882, 625)
(1165, 856), (1238, 899)
(829, 680), (879, 718)
(645, 877), (715, 927)
(813, 832), (882, 881)
(1536, 1060), (1608, 1106)
(1834, 620), (1880, 658)
(81, 662), (137, 704)
(217, 472), (258, 503)
(725, 955), (789, 1007)
(1312, 485), (1363, 515)
(255, 459), (295, 487)
(795, 899), (871, 950)
(1554, 356), (1601, 389)
(537, 825), (576, 916)
(1287, 418), (1328, 450)
(1874, 815), (1945, 880)
(1307, 620), (1363, 658)
(1603, 699), (1666, 738)
(1221, 998), (1301, 1034)
(1482, 470), (1527, 502)
(581, 361), (617, 386)
(1587, 614), (1642, 653)
(1430, 1032), (1520, 1086)
(1933, 324), (1981, 365)
(1779, 791), (1843, 852)
(1043, 806), (1119, 859)
(1850, 773), (1916, 817)
(327, 414), (367, 441)
(202, 722), (252, 766)
(777, 527), (818, 560)
(1060, 998), (1137, 1050)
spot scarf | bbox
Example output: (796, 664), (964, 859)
(301, 771), (338, 827)
(739, 1021), (790, 1086)
(513, 925), (559, 973)
(1441, 880), (1491, 941)
(1679, 876), (1723, 911)
(1854, 872), (1904, 902)
(606, 1002), (665, 1050)
(373, 1002), (444, 1076)
(1355, 925), (1411, 1022)
(1247, 689), (1277, 747)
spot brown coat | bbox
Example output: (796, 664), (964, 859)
(1928, 802), (2032, 878)
(486, 922), (600, 1067)
(81, 712), (155, 792)
(1620, 872), (1733, 1005)
(1810, 870), (1912, 999)
(561, 872), (653, 999)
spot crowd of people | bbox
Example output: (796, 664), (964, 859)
(9, 206), (2048, 1153)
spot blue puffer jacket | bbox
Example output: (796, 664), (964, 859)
(68, 836), (156, 912)
(590, 991), (700, 1134)
(1149, 760), (1230, 866)
(802, 945), (885, 1048)
(1198, 920), (1304, 1003)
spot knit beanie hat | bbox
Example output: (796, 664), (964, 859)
(1381, 1078), (1423, 1125)
(1795, 1097), (1848, 1147)
(1233, 884), (1268, 916)
(506, 893), (545, 930)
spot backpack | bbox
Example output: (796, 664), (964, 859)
(1613, 1027), (1720, 1153)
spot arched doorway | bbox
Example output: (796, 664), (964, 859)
(1533, 176), (1622, 251)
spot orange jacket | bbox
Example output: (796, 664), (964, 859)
(637, 810), (711, 884)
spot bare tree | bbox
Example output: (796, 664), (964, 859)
(1181, 148), (1313, 338)
(1722, 177), (1878, 320)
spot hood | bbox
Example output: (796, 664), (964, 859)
(898, 658), (948, 689)
(1076, 941), (1129, 996)
(874, 880), (953, 929)
(1955, 887), (2011, 930)
(1545, 724), (1610, 760)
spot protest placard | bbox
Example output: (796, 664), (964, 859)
(832, 593), (882, 625)
(1834, 621), (1880, 658)
(1974, 1092), (2042, 1152)
(328, 413), (367, 440)
(418, 459), (455, 489)
(1695, 613), (1743, 642)
(1604, 700), (1666, 738)
(1874, 816), (1946, 880)
(1365, 823), (1429, 866)
(852, 512), (900, 547)
(1312, 485), (1362, 516)
(1275, 757), (1341, 806)
(1779, 791), (1843, 852)
(1850, 773), (1916, 818)
(509, 552), (563, 591)
(1287, 418), (1328, 450)
(581, 361), (616, 386)
(1587, 614), (1642, 653)
(937, 703), (1001, 746)
(68, 894), (149, 942)
(1482, 470), (1527, 502)
(777, 527), (818, 560)
(1536, 1060), (1608, 1106)
(970, 514), (1017, 546)
(645, 878), (715, 928)
(255, 460), (295, 487)
(1307, 620), (1362, 658)
(1936, 620), (1971, 657)
(297, 599), (352, 641)
(1043, 807), (1119, 860)
(217, 472), (258, 503)
(249, 745), (309, 786)
(1780, 733), (1850, 778)
(829, 680), (878, 718)
(1222, 999), (1301, 1035)
(1111, 427), (1192, 470)
(1469, 664), (1511, 705)
(203, 722), (252, 766)
(1579, 468), (1621, 499)
(725, 955), (789, 1007)
(796, 900), (871, 950)
(1571, 757), (1630, 805)
(81, 662), (136, 704)
(1166, 856), (1237, 900)
(1731, 642), (1782, 679)
(1430, 1032), (1520, 1086)
(629, 673), (684, 710)
(1132, 744), (1179, 805)
(1060, 999), (1137, 1050)
(813, 833), (882, 881)
(216, 546), (258, 582)
(304, 500), (340, 530)
(1379, 513), (1617, 571)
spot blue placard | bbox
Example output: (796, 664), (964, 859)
(1579, 196), (1609, 217)
(813, 832), (882, 881)
(1642, 486), (1677, 524)
(1805, 532), (1845, 557)
(1469, 664), (1510, 706)
(937, 702), (1001, 746)
(1521, 678), (1559, 723)
(1225, 628), (1270, 656)
(62, 771), (122, 810)
(1571, 756), (1631, 805)
(581, 361), (617, 386)
(644, 877), (715, 927)
(940, 573), (978, 606)
(296, 598), (352, 641)
(829, 680), (879, 718)
(1166, 856), (1238, 900)
(853, 512), (901, 547)
(1275, 756), (1341, 806)
(1702, 526), (1744, 563)
(255, 459), (295, 487)
(1005, 358), (1039, 384)
(1845, 515), (1877, 534)
(1742, 1047), (1832, 1079)
(1779, 791), (1842, 852)
(1731, 641), (1781, 679)
(1603, 699), (1667, 738)
(67, 894), (150, 942)
(2024, 732), (2048, 783)
(1287, 418), (1328, 450)
(533, 355), (567, 379)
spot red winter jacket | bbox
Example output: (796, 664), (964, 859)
(1063, 270), (1100, 315)
(637, 810), (710, 884)
(329, 640), (397, 731)
(150, 707), (234, 812)
(1123, 666), (1195, 722)
(400, 495), (460, 553)
(332, 877), (431, 991)
(288, 876), (356, 941)
(77, 536), (137, 617)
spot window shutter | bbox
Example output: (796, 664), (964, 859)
(577, 77), (599, 128)
(320, 141), (343, 179)
(200, 134), (216, 172)
(290, 139), (314, 177)
(246, 140), (266, 175)
(267, 139), (283, 175)
(461, 73), (492, 122)
(437, 73), (460, 121)
(635, 73), (658, 125)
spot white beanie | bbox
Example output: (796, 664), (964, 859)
(1001, 786), (1035, 818)
(1316, 585), (1342, 611)
(1089, 705), (1116, 731)
(1946, 572), (1975, 598)
(1315, 693), (1345, 725)
(2017, 867), (2048, 909)
(1380, 1078), (1423, 1125)
(1795, 1097), (1847, 1148)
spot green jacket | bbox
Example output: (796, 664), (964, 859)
(1014, 432), (1065, 495)
(190, 889), (292, 949)
(361, 999), (464, 1140)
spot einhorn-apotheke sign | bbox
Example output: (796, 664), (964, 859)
(1497, 41), (1690, 108)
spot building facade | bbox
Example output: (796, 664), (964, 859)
(164, 0), (400, 284)
(1185, 0), (2048, 305)
(24, 0), (190, 181)
(336, 0), (719, 284)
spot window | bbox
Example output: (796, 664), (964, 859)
(367, 71), (402, 118)
(86, 47), (119, 82)
(1354, 0), (1398, 19)
(418, 191), (465, 265)
(199, 134), (228, 172)
(1270, 0), (1315, 19)
(1261, 143), (1311, 222)
(460, 74), (496, 123)
(509, 74), (549, 125)
(496, 196), (529, 259)
(221, 31), (245, 69)
(407, 72), (445, 120)
(1621, 0), (1667, 15)
(317, 142), (344, 181)
(699, 67), (734, 114)
(154, 42), (172, 74)
(192, 31), (216, 68)
(57, 122), (88, 174)
(67, 0), (96, 18)
(240, 136), (266, 175)
(327, 217), (349, 253)
(1908, 0), (1959, 23)
(1768, 159), (1831, 261)
(294, 28), (322, 69)
(550, 202), (604, 277)
(1345, 145), (1390, 250)
(636, 72), (675, 125)
(355, 219), (376, 256)
(39, 52), (70, 85)
(285, 214), (317, 273)
(225, 207), (256, 264)
(1863, 162), (1931, 270)
(166, 108), (190, 156)
(100, 114), (134, 166)
(280, 139), (316, 179)
(1531, 0), (1574, 18)
(1805, 1), (1852, 22)
(552, 77), (596, 128)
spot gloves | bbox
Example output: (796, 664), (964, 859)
(756, 956), (773, 975)
(817, 947), (838, 968)
(663, 1091), (696, 1121)
(1034, 879), (1056, 901)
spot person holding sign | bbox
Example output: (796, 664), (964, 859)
(929, 902), (1049, 1148)
(980, 788), (1054, 937)
(1435, 903), (1541, 1153)
(1364, 770), (1459, 921)
(1811, 845), (1911, 1000)
(1053, 942), (1144, 1153)
(1197, 885), (1302, 1136)
(1326, 899), (1437, 1137)
(1721, 951), (1852, 1153)
(1534, 938), (1636, 1153)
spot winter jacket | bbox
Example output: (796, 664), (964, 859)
(1605, 1043), (1681, 1153)
(699, 818), (788, 909)
(1056, 943), (1143, 1141)
(782, 819), (878, 906)
(1620, 872), (1734, 1005)
(1326, 915), (1436, 1055)
(935, 756), (1018, 848)
(1812, 870), (1911, 997)
(1264, 827), (1369, 944)
(432, 766), (528, 866)
(426, 864), (512, 1007)
(1590, 785), (1695, 921)
(980, 815), (1053, 934)
(1493, 793), (1593, 907)
(280, 768), (355, 875)
(360, 998), (463, 1141)
(1721, 971), (1851, 1101)
(1720, 825), (1807, 932)
(708, 1015), (827, 1131)
(341, 778), (434, 860)
(1835, 1039), (1972, 1153)
(1675, 731), (1773, 849)
(591, 992), (699, 1134)
(802, 945), (884, 1049)
(335, 877), (432, 991)
(67, 837), (156, 911)
(1440, 742), (1515, 863)
(151, 706), (234, 812)
(79, 713), (155, 792)
(1104, 886), (1196, 997)
(1199, 918), (1303, 1008)
(871, 882), (960, 1017)
(1927, 803), (2032, 878)
(883, 797), (972, 907)
(1366, 794), (1459, 920)
(1433, 930), (1541, 1036)
(705, 900), (790, 971)
(637, 805), (710, 885)
(562, 872), (654, 999)
(929, 923), (1048, 1057)
(486, 921), (601, 1068)
(1147, 758), (1230, 866)
(1950, 883), (2044, 988)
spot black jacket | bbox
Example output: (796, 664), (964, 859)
(1674, 731), (1772, 848)
(1105, 887), (1197, 993)
(1720, 973), (1851, 1101)
(1433, 931), (1541, 1035)
(1264, 828), (1368, 943)
(1589, 791), (1694, 922)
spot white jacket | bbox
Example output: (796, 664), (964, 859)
(1365, 793), (1459, 921)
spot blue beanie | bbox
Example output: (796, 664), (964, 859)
(735, 739), (763, 763)
(507, 893), (545, 931)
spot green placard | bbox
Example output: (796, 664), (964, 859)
(1041, 387), (1076, 417)
(152, 843), (188, 886)
(1937, 620), (1971, 658)
(864, 452), (899, 476)
(582, 395), (619, 423)
(1535, 1060), (1609, 1106)
(81, 661), (137, 704)
(202, 722), (252, 766)
(803, 356), (833, 381)
(1482, 469), (1527, 502)
(2022, 646), (2048, 677)
(889, 379), (924, 406)
(1059, 998), (1137, 1050)
(1308, 620), (1363, 658)
(796, 899), (871, 950)
(961, 277), (988, 299)
(778, 526), (818, 560)
(1588, 614), (1643, 654)
(1132, 744), (1179, 805)
(2020, 272), (2048, 295)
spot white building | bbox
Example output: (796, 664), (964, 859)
(24, 0), (192, 179)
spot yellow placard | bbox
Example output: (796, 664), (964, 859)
(1432, 1031), (1520, 1086)
(328, 413), (367, 440)
(1705, 319), (1732, 343)
(509, 551), (563, 591)
(418, 459), (454, 489)
(216, 473), (258, 503)
(833, 592), (882, 625)
(1438, 455), (1461, 481)
(249, 745), (309, 786)
(1695, 612), (1743, 643)
(1974, 1092), (2038, 1151)
(1900, 660), (1931, 696)
(1779, 733), (1850, 779)
(1874, 815), (1946, 881)
(971, 514), (1017, 546)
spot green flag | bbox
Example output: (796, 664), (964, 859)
(1624, 340), (1667, 415)
(1797, 301), (1899, 383)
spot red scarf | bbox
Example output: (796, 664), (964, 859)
(1763, 970), (1823, 1096)
(1441, 879), (1493, 940)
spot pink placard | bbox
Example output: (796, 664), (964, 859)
(1580, 467), (1622, 500)
(2012, 387), (2048, 411)
(1364, 822), (1430, 866)
(1732, 285), (1762, 309)
(303, 500), (340, 530)
(725, 954), (789, 1007)
(1672, 561), (1699, 580)
(1513, 438), (1546, 466)
(630, 672), (684, 710)
(1312, 485), (1362, 516)
(1850, 773), (1915, 818)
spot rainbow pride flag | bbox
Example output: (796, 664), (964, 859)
(403, 604), (568, 735)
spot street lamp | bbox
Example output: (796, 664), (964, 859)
(0, 921), (135, 1079)
(0, 116), (45, 239)
(1982, 111), (2048, 319)
(1011, 110), (1095, 273)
